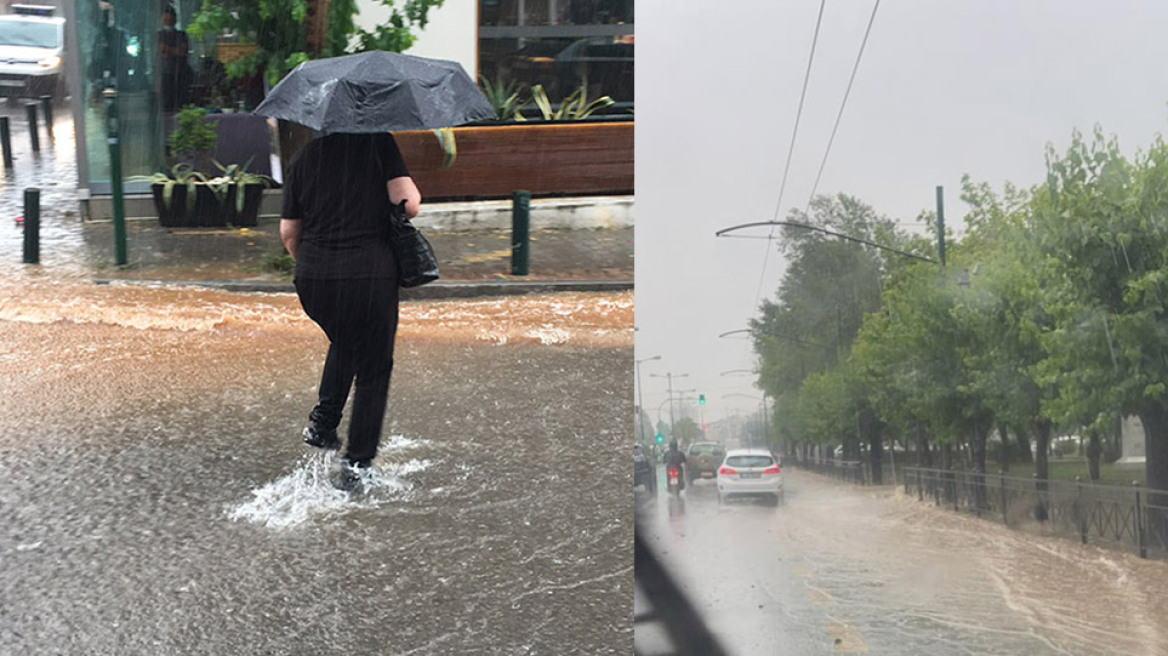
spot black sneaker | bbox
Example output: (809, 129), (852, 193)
(331, 459), (370, 492)
(303, 425), (341, 450)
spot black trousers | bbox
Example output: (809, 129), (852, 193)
(295, 277), (400, 464)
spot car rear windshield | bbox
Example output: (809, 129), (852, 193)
(726, 455), (774, 468)
(689, 444), (723, 455)
(0, 21), (59, 49)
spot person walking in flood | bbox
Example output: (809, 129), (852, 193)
(280, 132), (421, 490)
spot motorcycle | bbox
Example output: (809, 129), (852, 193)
(666, 465), (683, 496)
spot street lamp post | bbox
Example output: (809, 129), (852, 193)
(650, 372), (688, 437)
(715, 220), (937, 264)
(635, 355), (661, 443)
(723, 393), (767, 447)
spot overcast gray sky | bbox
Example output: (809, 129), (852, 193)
(634, 0), (1168, 425)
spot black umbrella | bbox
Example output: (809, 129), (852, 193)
(253, 51), (494, 133)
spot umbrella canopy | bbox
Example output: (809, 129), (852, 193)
(253, 51), (494, 133)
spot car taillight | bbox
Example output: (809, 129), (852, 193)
(719, 466), (737, 476)
(764, 466), (781, 475)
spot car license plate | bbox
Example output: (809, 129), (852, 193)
(700, 472), (713, 479)
(741, 472), (761, 479)
(0, 80), (24, 87)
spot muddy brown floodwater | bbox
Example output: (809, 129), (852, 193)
(0, 280), (633, 654)
(636, 470), (1168, 656)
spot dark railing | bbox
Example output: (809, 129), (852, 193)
(799, 458), (868, 486)
(904, 467), (1168, 560)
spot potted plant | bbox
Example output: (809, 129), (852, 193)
(169, 105), (219, 172)
(206, 159), (275, 227)
(130, 163), (216, 227)
(130, 106), (221, 227)
(134, 109), (274, 227)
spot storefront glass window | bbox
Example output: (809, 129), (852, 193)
(479, 0), (633, 106)
(74, 0), (217, 193)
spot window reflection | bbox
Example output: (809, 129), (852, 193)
(479, 0), (634, 106)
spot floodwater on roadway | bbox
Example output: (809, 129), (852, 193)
(636, 470), (1168, 656)
(0, 282), (633, 653)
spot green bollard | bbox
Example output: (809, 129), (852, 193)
(23, 188), (39, 264)
(511, 190), (531, 276)
(40, 95), (53, 137)
(104, 89), (127, 266)
(0, 116), (12, 167)
(25, 102), (38, 152)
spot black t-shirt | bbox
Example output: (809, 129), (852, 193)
(157, 28), (189, 75)
(282, 133), (411, 280)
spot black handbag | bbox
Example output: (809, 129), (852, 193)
(388, 200), (440, 287)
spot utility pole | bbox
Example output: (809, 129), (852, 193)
(936, 185), (946, 268)
(635, 355), (661, 443)
(651, 372), (688, 439)
(668, 373), (676, 429)
(761, 395), (770, 447)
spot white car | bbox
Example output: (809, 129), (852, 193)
(0, 7), (66, 102)
(716, 448), (784, 506)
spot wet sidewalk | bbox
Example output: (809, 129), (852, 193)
(78, 218), (633, 290)
(0, 102), (632, 296)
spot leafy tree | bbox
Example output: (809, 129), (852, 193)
(752, 195), (898, 478)
(1029, 128), (1168, 494)
(672, 417), (702, 446)
(354, 0), (447, 54)
(189, 0), (446, 86)
(953, 176), (1059, 480)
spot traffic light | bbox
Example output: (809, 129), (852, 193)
(655, 432), (664, 444)
(698, 394), (706, 405)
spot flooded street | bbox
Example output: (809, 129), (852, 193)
(0, 102), (89, 278)
(636, 470), (1168, 656)
(0, 280), (633, 654)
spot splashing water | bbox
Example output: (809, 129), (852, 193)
(228, 442), (434, 529)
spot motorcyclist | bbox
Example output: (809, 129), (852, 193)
(663, 440), (687, 490)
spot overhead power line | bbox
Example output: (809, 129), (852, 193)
(804, 0), (882, 210)
(753, 0), (828, 310)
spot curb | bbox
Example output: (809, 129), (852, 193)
(91, 278), (634, 299)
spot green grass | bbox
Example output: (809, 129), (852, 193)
(1043, 459), (1146, 487)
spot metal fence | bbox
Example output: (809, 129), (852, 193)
(904, 467), (1168, 560)
(799, 458), (869, 486)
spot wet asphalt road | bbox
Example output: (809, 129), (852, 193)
(635, 469), (1168, 656)
(0, 285), (633, 654)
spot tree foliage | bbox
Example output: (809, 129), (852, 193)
(189, 0), (445, 86)
(755, 128), (1168, 490)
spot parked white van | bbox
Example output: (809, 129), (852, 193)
(0, 5), (66, 102)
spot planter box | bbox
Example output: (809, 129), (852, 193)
(152, 183), (264, 228)
(153, 183), (222, 228)
(393, 121), (633, 201)
(217, 42), (259, 64)
(222, 183), (265, 227)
